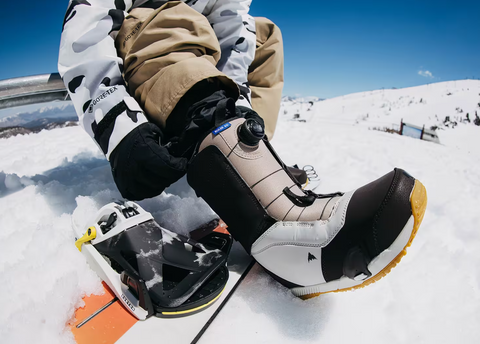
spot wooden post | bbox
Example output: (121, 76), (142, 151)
(420, 125), (425, 140)
(400, 119), (404, 135)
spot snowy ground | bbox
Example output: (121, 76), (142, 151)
(1, 80), (480, 343)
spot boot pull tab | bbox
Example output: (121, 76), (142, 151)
(283, 188), (345, 207)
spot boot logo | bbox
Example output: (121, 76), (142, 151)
(212, 122), (231, 135)
(308, 252), (317, 262)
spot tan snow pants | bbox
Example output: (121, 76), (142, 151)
(115, 1), (283, 138)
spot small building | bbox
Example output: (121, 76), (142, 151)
(401, 122), (440, 143)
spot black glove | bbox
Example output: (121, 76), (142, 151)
(109, 122), (188, 200)
(236, 105), (265, 133)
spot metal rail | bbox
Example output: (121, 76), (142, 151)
(0, 73), (69, 110)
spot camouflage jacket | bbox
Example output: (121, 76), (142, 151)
(58, 0), (256, 159)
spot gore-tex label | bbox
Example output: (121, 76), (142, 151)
(212, 122), (231, 135)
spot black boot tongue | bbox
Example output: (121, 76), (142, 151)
(238, 118), (265, 146)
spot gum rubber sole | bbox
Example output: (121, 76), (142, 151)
(301, 179), (427, 299)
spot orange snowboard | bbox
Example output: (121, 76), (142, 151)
(70, 282), (138, 344)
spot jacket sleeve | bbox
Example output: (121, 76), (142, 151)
(58, 0), (148, 160)
(206, 0), (256, 108)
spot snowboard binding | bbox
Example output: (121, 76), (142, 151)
(73, 201), (231, 320)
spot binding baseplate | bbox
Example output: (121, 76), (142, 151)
(72, 200), (231, 320)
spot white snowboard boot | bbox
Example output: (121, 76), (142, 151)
(187, 117), (427, 298)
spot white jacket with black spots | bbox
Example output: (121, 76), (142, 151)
(58, 0), (256, 159)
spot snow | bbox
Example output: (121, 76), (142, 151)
(280, 80), (480, 154)
(0, 101), (76, 126)
(1, 80), (480, 343)
(0, 126), (102, 176)
(0, 186), (102, 344)
(145, 268), (163, 289)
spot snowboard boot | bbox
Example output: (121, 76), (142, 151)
(187, 117), (427, 298)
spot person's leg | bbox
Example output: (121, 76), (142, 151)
(248, 17), (284, 139)
(115, 2), (238, 129)
(249, 19), (316, 185)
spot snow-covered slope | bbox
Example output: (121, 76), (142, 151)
(281, 80), (480, 153)
(1, 80), (480, 343)
(0, 102), (76, 127)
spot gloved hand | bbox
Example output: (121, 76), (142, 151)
(109, 122), (188, 200)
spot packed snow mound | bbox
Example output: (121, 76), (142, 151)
(0, 126), (102, 176)
(1, 80), (480, 343)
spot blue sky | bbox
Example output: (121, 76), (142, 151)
(0, 0), (479, 98)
